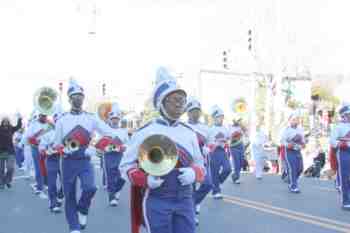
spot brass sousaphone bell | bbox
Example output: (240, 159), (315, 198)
(96, 101), (113, 123)
(138, 134), (178, 177)
(33, 86), (58, 115)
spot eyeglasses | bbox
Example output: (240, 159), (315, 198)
(164, 96), (187, 106)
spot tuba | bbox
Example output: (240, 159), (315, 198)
(33, 87), (58, 115)
(96, 101), (112, 123)
(138, 134), (178, 176)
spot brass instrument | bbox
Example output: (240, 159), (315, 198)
(64, 138), (80, 153)
(233, 98), (247, 114)
(138, 134), (178, 176)
(96, 101), (112, 123)
(106, 144), (120, 152)
(33, 87), (58, 115)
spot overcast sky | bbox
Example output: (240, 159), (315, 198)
(0, 0), (349, 116)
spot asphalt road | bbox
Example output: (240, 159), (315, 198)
(1, 168), (349, 233)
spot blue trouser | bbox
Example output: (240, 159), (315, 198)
(336, 172), (341, 188)
(100, 157), (106, 186)
(193, 160), (212, 205)
(31, 146), (44, 191)
(46, 157), (64, 209)
(336, 149), (350, 206)
(230, 144), (244, 181)
(14, 146), (24, 168)
(103, 152), (125, 200)
(143, 169), (195, 233)
(62, 158), (97, 231)
(210, 147), (232, 194)
(285, 148), (303, 190)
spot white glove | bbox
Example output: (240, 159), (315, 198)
(293, 144), (302, 151)
(202, 146), (210, 156)
(63, 147), (71, 154)
(85, 146), (97, 157)
(147, 175), (164, 189)
(178, 167), (196, 186)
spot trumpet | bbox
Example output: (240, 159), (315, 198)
(64, 138), (80, 153)
(138, 134), (178, 177)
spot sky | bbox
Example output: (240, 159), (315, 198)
(1, 0), (350, 116)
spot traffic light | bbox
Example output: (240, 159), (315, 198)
(222, 50), (229, 70)
(248, 29), (252, 51)
(102, 83), (106, 96)
(59, 82), (63, 92)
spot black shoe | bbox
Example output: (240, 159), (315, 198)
(6, 183), (12, 189)
(281, 172), (287, 180)
(0, 184), (4, 190)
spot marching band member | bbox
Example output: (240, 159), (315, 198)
(207, 105), (232, 199)
(229, 117), (246, 184)
(23, 113), (51, 198)
(280, 112), (305, 193)
(38, 106), (64, 213)
(13, 127), (25, 169)
(21, 113), (37, 180)
(185, 97), (211, 224)
(120, 67), (205, 233)
(54, 79), (111, 233)
(95, 103), (127, 207)
(329, 104), (350, 210)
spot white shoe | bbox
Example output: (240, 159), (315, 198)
(115, 192), (120, 200)
(51, 206), (61, 213)
(57, 197), (64, 204)
(290, 187), (300, 193)
(195, 205), (201, 215)
(234, 179), (241, 184)
(78, 212), (88, 228)
(30, 183), (37, 190)
(109, 199), (118, 207)
(38, 192), (48, 199)
(213, 193), (223, 199)
(195, 217), (199, 226)
(70, 231), (81, 233)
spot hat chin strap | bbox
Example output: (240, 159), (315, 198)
(160, 104), (178, 122)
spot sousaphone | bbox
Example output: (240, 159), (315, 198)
(96, 101), (113, 123)
(33, 87), (58, 115)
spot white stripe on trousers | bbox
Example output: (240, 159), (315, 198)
(142, 189), (151, 233)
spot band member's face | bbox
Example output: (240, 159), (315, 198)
(38, 114), (47, 123)
(343, 113), (350, 122)
(188, 108), (201, 123)
(121, 121), (127, 128)
(163, 91), (186, 120)
(69, 93), (84, 110)
(110, 117), (120, 127)
(214, 115), (224, 125)
(290, 117), (299, 127)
